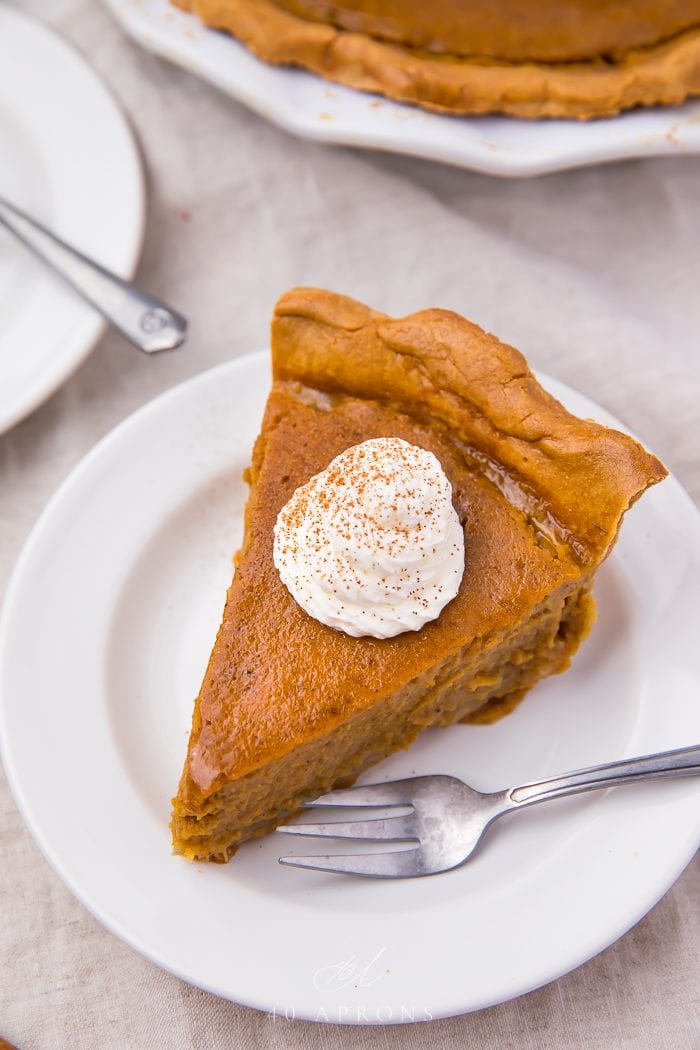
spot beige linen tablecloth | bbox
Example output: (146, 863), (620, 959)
(1, 2), (699, 1046)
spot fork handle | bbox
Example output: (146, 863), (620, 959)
(509, 744), (700, 807)
(0, 196), (187, 353)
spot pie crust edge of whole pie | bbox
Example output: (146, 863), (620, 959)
(173, 0), (700, 119)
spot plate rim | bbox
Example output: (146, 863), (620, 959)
(1, 352), (699, 1024)
(100, 0), (700, 178)
(0, 4), (146, 434)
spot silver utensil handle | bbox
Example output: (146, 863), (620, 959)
(509, 745), (700, 807)
(0, 196), (186, 353)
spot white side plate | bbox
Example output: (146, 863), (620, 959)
(1, 354), (698, 1023)
(102, 0), (700, 177)
(0, 5), (145, 434)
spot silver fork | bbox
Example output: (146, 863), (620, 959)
(277, 744), (700, 878)
(0, 195), (187, 353)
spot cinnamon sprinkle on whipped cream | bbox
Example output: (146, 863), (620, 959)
(272, 437), (465, 639)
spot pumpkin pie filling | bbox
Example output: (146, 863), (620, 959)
(171, 288), (666, 862)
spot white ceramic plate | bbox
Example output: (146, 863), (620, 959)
(1, 354), (699, 1024)
(0, 5), (145, 435)
(102, 0), (700, 177)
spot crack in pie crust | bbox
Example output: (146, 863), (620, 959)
(171, 288), (666, 862)
(174, 0), (700, 119)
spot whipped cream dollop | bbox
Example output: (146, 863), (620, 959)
(272, 437), (465, 639)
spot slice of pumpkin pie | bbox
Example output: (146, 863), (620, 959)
(171, 288), (665, 862)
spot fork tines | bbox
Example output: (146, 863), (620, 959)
(277, 780), (426, 878)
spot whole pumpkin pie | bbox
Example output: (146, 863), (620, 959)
(174, 0), (700, 118)
(171, 288), (666, 862)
